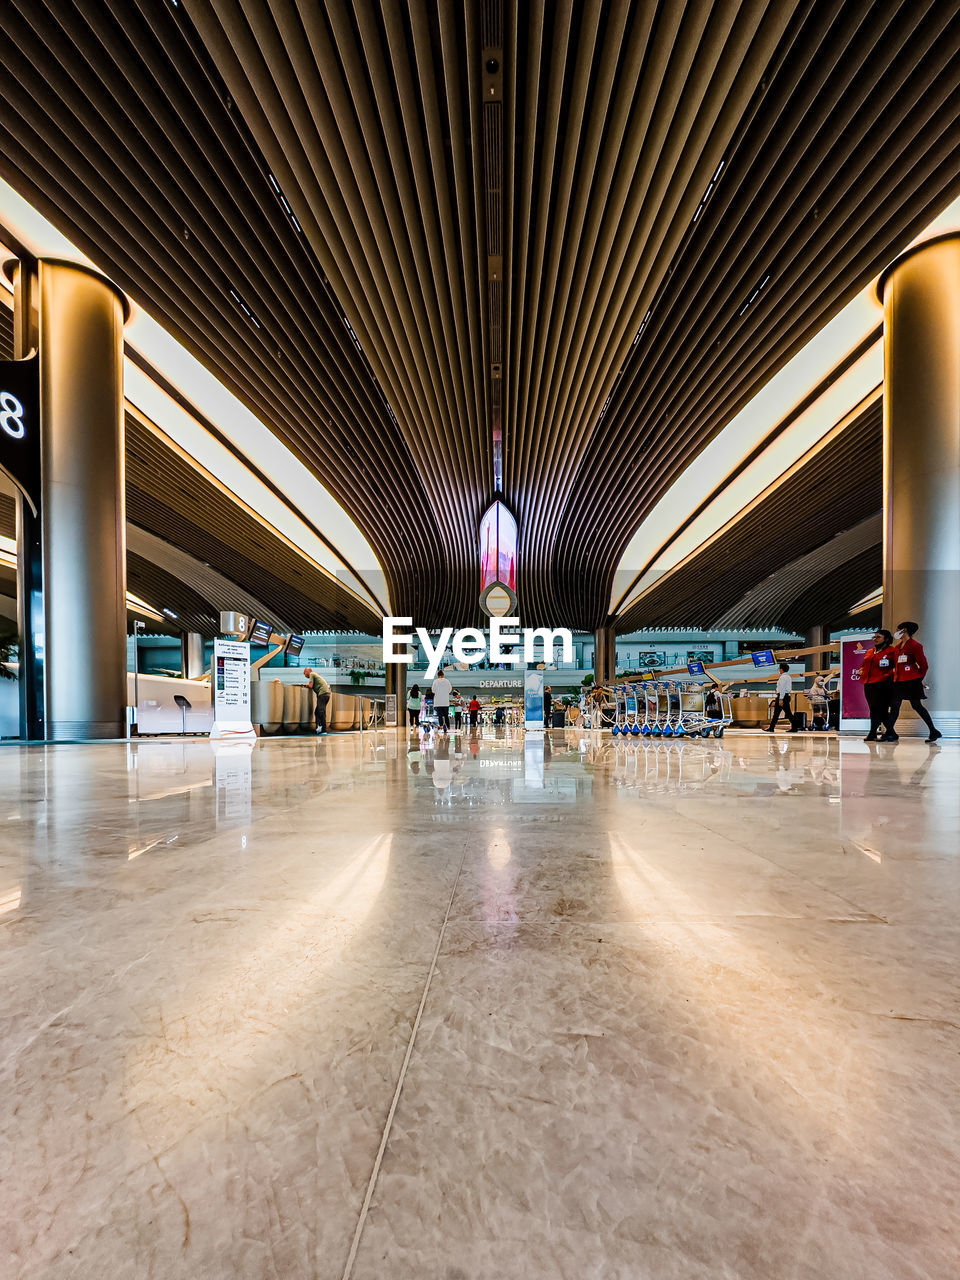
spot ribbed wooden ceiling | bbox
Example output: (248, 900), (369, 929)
(2, 1), (960, 627)
(618, 398), (882, 631)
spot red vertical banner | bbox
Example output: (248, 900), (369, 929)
(840, 635), (872, 729)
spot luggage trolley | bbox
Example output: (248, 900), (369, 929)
(695, 683), (733, 738)
(661, 681), (684, 736)
(611, 683), (643, 736)
(640, 681), (661, 736)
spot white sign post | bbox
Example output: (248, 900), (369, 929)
(524, 669), (545, 731)
(210, 638), (256, 741)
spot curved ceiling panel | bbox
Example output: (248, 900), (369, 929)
(2, 2), (960, 628)
(0, 0), (449, 618)
(618, 397), (882, 631)
(715, 511), (882, 630)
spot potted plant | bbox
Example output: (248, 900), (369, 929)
(349, 667), (366, 686)
(0, 625), (17, 681)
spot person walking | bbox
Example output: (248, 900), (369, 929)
(452, 690), (464, 730)
(303, 667), (331, 734)
(887, 621), (942, 743)
(432, 667), (452, 733)
(764, 662), (797, 732)
(406, 682), (422, 728)
(543, 685), (553, 728)
(468, 695), (482, 728)
(856, 629), (896, 741)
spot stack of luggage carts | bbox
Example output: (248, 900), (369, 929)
(608, 680), (733, 739)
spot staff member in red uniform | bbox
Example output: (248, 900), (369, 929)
(856, 629), (896, 742)
(886, 621), (941, 743)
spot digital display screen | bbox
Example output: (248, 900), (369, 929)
(285, 634), (305, 658)
(751, 649), (776, 667)
(479, 501), (518, 592)
(687, 660), (705, 675)
(246, 619), (272, 647)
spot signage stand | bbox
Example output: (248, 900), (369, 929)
(839, 634), (873, 733)
(523, 669), (545, 731)
(209, 637), (256, 740)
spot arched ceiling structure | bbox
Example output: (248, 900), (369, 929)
(1, 1), (960, 629)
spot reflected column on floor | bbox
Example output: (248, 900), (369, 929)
(879, 237), (960, 738)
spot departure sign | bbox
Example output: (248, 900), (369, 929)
(751, 649), (776, 667)
(0, 353), (40, 513)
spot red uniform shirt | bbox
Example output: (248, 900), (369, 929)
(893, 637), (928, 682)
(857, 646), (896, 684)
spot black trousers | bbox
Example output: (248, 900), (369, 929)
(408, 707), (420, 727)
(769, 693), (792, 729)
(863, 682), (893, 737)
(315, 692), (330, 733)
(436, 705), (450, 730)
(888, 679), (937, 734)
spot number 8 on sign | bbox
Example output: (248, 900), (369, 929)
(0, 391), (25, 439)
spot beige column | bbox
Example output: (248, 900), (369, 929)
(39, 260), (128, 740)
(593, 625), (616, 686)
(879, 235), (960, 738)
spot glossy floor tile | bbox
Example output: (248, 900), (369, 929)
(1, 730), (958, 1278)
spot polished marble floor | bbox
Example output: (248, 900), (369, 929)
(1, 728), (958, 1279)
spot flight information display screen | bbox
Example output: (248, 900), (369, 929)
(751, 649), (776, 667)
(285, 634), (305, 658)
(246, 619), (272, 647)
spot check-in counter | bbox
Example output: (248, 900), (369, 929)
(128, 673), (213, 734)
(251, 680), (284, 734)
(733, 691), (814, 727)
(330, 692), (363, 731)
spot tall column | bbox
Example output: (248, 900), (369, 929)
(805, 624), (827, 673)
(594, 625), (616, 686)
(879, 235), (960, 738)
(385, 660), (406, 727)
(181, 631), (205, 679)
(39, 260), (128, 740)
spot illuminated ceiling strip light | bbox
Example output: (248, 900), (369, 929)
(126, 592), (166, 621)
(616, 388), (883, 613)
(611, 190), (960, 618)
(616, 358), (883, 614)
(849, 587), (883, 615)
(123, 393), (380, 614)
(0, 177), (388, 615)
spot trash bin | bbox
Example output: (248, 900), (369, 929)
(551, 708), (566, 728)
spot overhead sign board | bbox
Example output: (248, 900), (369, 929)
(0, 353), (40, 514)
(751, 649), (776, 667)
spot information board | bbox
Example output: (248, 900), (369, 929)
(687, 660), (705, 676)
(839, 634), (872, 732)
(210, 638), (256, 740)
(524, 669), (544, 730)
(751, 649), (776, 667)
(385, 693), (398, 726)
